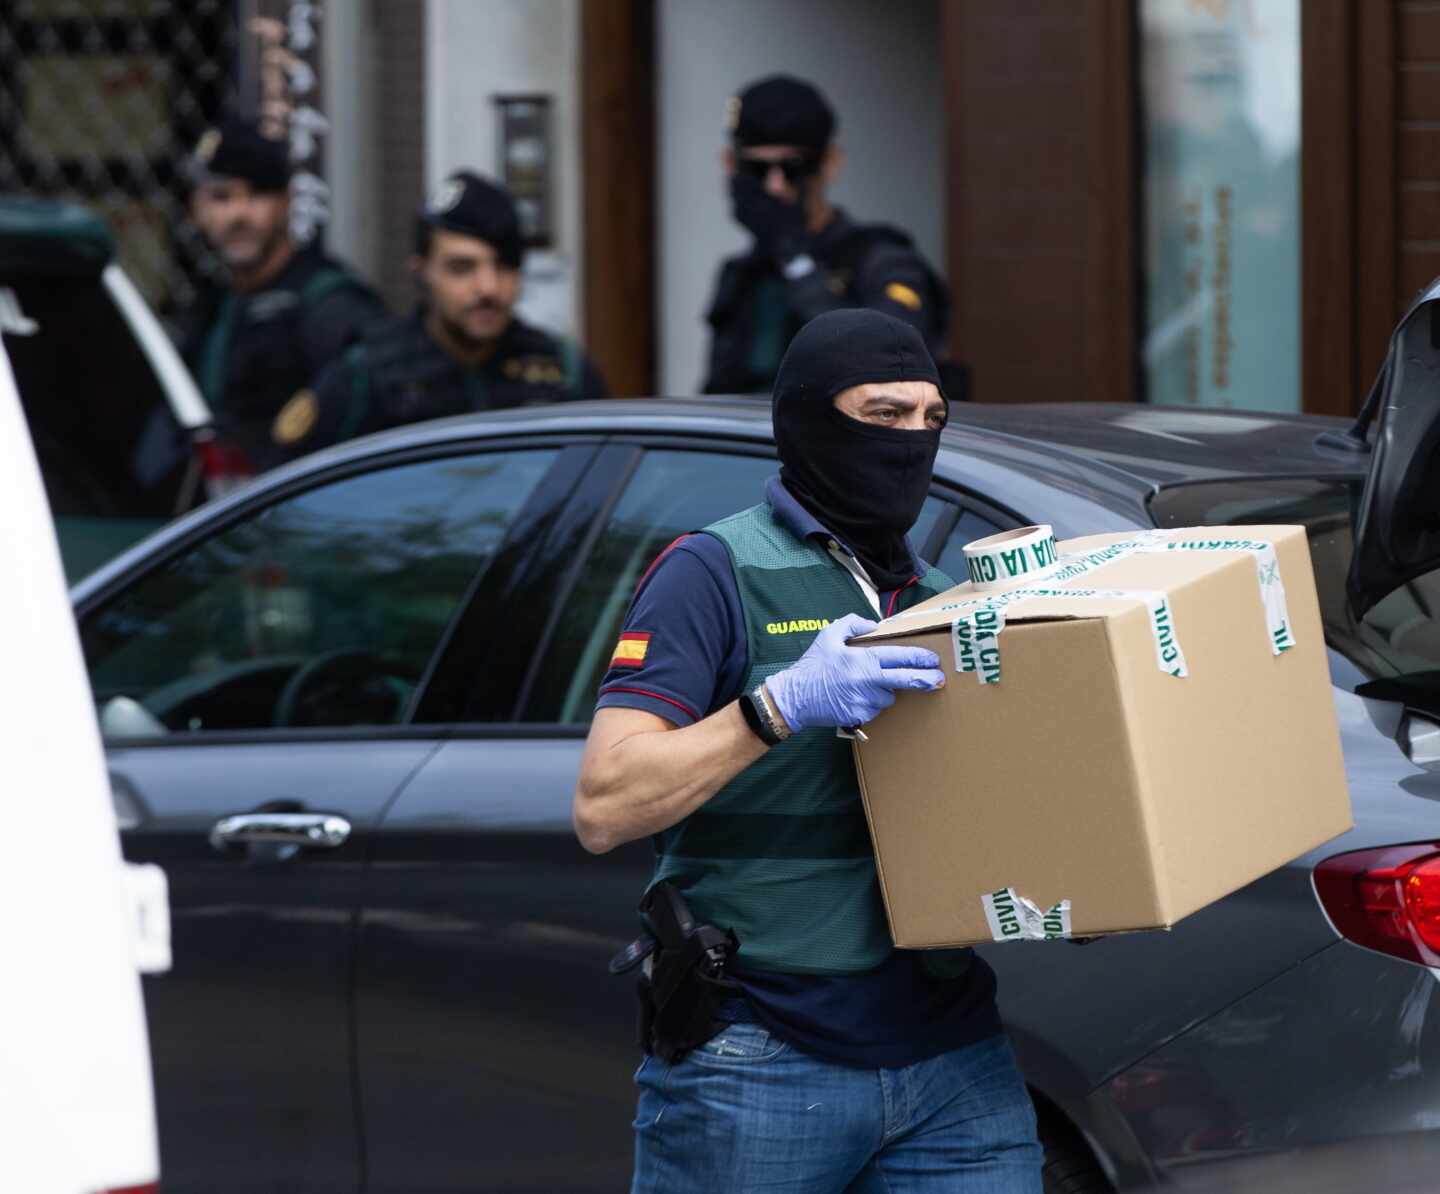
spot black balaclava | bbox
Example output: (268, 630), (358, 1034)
(773, 309), (948, 591)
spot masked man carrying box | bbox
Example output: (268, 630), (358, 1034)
(574, 309), (1042, 1193)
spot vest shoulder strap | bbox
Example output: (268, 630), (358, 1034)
(704, 502), (830, 571)
(300, 266), (371, 309)
(334, 343), (373, 443)
(558, 335), (584, 396)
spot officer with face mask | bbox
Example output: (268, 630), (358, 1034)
(575, 309), (1041, 1193)
(274, 171), (607, 458)
(702, 75), (964, 400)
(179, 119), (386, 477)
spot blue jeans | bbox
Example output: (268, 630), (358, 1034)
(631, 1026), (1043, 1193)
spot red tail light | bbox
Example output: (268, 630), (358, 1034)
(99, 1184), (159, 1193)
(1314, 842), (1440, 966)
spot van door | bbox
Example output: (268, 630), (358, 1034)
(3, 265), (191, 578)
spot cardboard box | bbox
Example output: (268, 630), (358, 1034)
(851, 525), (1352, 949)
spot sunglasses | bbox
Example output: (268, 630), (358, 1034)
(737, 154), (821, 186)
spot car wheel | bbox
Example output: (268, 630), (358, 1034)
(1040, 1115), (1112, 1194)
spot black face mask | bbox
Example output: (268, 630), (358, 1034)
(772, 309), (946, 592)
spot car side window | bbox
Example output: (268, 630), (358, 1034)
(520, 448), (950, 725)
(934, 508), (1006, 582)
(82, 449), (558, 735)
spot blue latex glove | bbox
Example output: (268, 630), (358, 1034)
(765, 613), (946, 732)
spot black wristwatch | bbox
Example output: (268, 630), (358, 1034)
(738, 683), (790, 747)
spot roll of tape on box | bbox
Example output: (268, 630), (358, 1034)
(964, 525), (1059, 590)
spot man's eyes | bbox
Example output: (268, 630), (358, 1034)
(864, 405), (945, 428)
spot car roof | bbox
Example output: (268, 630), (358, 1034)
(0, 194), (115, 275)
(950, 402), (1365, 486)
(275, 396), (1367, 489)
(74, 398), (1372, 602)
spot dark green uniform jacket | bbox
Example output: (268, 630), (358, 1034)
(701, 207), (953, 396)
(179, 244), (386, 473)
(654, 501), (955, 974)
(277, 308), (607, 458)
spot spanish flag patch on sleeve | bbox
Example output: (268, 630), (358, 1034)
(610, 631), (651, 670)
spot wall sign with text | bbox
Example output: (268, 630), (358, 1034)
(1140, 0), (1300, 412)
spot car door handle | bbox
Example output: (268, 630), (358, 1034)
(209, 812), (352, 852)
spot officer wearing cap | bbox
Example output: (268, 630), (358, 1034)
(576, 309), (1041, 1192)
(703, 75), (965, 399)
(277, 171), (606, 457)
(179, 118), (386, 475)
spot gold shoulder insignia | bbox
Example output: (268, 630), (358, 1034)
(272, 389), (319, 445)
(884, 281), (923, 311)
(196, 128), (222, 163)
(426, 178), (464, 215)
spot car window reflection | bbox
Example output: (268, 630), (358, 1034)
(83, 450), (558, 734)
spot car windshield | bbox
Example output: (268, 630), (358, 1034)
(1149, 477), (1440, 698)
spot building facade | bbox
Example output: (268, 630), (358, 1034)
(943, 0), (1433, 419)
(1, 0), (1424, 414)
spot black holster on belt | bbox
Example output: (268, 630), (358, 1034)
(608, 880), (740, 1063)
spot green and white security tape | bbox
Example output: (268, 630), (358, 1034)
(898, 529), (1294, 684)
(982, 887), (1073, 942)
(964, 525), (1059, 587)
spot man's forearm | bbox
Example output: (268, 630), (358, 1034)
(574, 702), (769, 854)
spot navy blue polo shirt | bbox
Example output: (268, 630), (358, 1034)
(596, 475), (1000, 1068)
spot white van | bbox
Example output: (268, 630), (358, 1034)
(0, 333), (166, 1192)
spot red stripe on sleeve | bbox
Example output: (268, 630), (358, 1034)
(599, 685), (700, 724)
(636, 533), (694, 593)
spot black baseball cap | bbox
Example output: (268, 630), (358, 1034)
(415, 171), (523, 267)
(727, 75), (836, 154)
(189, 120), (290, 193)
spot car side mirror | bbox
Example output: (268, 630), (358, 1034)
(1400, 711), (1440, 772)
(1347, 277), (1440, 619)
(99, 695), (166, 738)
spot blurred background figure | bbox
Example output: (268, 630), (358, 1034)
(276, 171), (606, 459)
(179, 118), (384, 477)
(702, 74), (960, 397)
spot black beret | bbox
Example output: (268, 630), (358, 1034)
(727, 75), (836, 153)
(415, 171), (523, 268)
(190, 120), (290, 193)
(774, 309), (943, 406)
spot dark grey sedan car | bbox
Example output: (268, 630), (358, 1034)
(72, 392), (1440, 1192)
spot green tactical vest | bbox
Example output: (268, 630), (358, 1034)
(651, 502), (953, 974)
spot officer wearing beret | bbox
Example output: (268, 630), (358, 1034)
(577, 310), (1040, 1192)
(179, 119), (386, 476)
(703, 75), (965, 399)
(277, 171), (606, 457)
